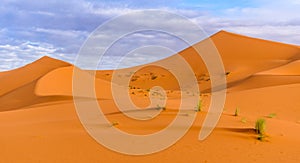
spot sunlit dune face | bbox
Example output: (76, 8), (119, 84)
(128, 65), (180, 107)
(96, 65), (181, 135)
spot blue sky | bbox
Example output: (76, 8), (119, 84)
(0, 0), (300, 70)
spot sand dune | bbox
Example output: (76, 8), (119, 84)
(0, 56), (70, 96)
(258, 60), (300, 75)
(1, 31), (300, 162)
(36, 66), (112, 99)
(0, 56), (71, 111)
(182, 31), (300, 91)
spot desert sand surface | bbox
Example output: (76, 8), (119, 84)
(1, 31), (300, 162)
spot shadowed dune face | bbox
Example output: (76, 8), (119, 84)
(1, 31), (300, 162)
(0, 56), (72, 111)
(0, 56), (71, 96)
(0, 78), (73, 111)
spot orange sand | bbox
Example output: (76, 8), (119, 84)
(1, 31), (300, 162)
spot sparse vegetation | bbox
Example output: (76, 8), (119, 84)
(268, 113), (277, 118)
(255, 118), (266, 134)
(156, 105), (166, 111)
(195, 100), (202, 112)
(255, 118), (266, 140)
(111, 122), (119, 127)
(196, 73), (210, 81)
(234, 107), (240, 116)
(241, 117), (247, 123)
(257, 134), (266, 141)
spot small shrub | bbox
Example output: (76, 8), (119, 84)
(111, 122), (119, 126)
(257, 134), (266, 141)
(195, 100), (202, 112)
(268, 113), (277, 118)
(241, 117), (247, 123)
(255, 118), (266, 135)
(156, 105), (166, 111)
(234, 107), (240, 116)
(255, 119), (267, 141)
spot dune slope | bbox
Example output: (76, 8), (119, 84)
(0, 56), (71, 111)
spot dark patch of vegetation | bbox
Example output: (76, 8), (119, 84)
(131, 78), (137, 82)
(111, 122), (119, 126)
(234, 107), (240, 116)
(195, 100), (202, 112)
(255, 118), (266, 141)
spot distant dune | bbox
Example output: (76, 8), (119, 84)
(1, 31), (300, 162)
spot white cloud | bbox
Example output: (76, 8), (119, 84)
(0, 42), (72, 71)
(35, 28), (88, 39)
(97, 45), (176, 70)
(190, 0), (300, 45)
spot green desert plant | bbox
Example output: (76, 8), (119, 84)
(268, 113), (277, 118)
(195, 100), (202, 112)
(255, 118), (266, 140)
(241, 117), (247, 123)
(234, 107), (240, 116)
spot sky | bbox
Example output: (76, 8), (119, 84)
(0, 0), (300, 70)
